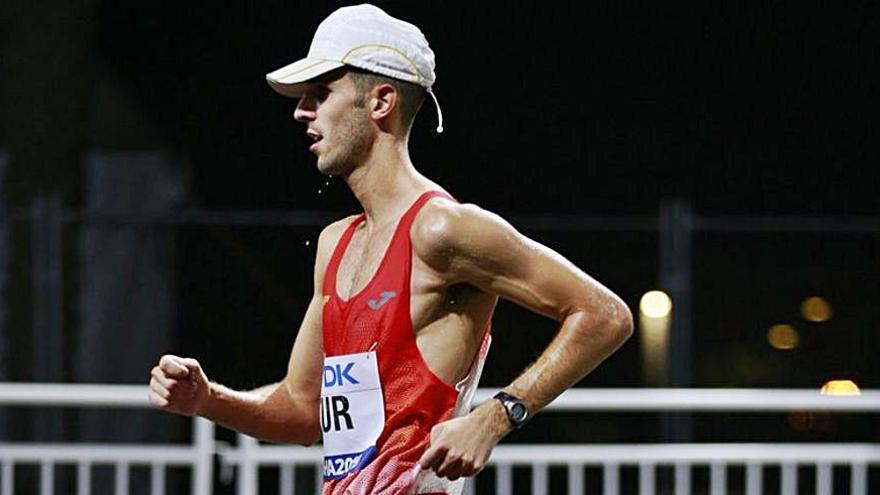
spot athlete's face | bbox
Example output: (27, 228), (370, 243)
(294, 70), (372, 176)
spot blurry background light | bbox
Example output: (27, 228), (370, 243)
(820, 379), (861, 395)
(640, 290), (672, 318)
(639, 290), (672, 386)
(801, 296), (833, 322)
(767, 324), (799, 350)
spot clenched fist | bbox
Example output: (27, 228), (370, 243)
(148, 354), (210, 416)
(418, 401), (510, 480)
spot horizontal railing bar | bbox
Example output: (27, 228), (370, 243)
(18, 209), (659, 232)
(5, 207), (878, 234)
(0, 444), (199, 464)
(3, 384), (879, 412)
(13, 209), (657, 232)
(63, 210), (339, 228)
(0, 384), (148, 407)
(215, 443), (880, 466)
(487, 444), (880, 464)
(693, 216), (880, 234)
(474, 388), (880, 412)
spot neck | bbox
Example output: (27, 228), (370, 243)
(341, 134), (437, 230)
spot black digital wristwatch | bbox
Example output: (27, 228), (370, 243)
(493, 391), (528, 429)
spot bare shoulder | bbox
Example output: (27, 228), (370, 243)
(314, 214), (359, 271)
(317, 215), (358, 247)
(411, 198), (521, 273)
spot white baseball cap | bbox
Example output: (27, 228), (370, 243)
(266, 4), (444, 132)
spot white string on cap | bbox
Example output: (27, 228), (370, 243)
(426, 87), (444, 133)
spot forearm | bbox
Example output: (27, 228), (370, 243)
(199, 381), (321, 445)
(505, 308), (632, 415)
(247, 382), (281, 397)
(417, 308), (632, 478)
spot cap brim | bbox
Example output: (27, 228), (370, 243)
(266, 58), (345, 98)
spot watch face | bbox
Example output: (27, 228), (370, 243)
(510, 403), (527, 422)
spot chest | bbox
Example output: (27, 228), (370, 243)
(335, 225), (398, 301)
(330, 219), (454, 332)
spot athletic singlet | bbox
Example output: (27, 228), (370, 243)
(321, 191), (491, 495)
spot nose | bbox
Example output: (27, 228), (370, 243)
(294, 96), (316, 122)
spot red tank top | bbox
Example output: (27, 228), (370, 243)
(320, 191), (490, 495)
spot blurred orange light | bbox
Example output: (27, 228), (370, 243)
(767, 324), (799, 350)
(820, 379), (861, 395)
(801, 296), (833, 322)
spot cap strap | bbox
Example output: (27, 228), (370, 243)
(426, 87), (444, 133)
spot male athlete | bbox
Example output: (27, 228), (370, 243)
(149, 5), (632, 494)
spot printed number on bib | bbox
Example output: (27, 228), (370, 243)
(321, 350), (384, 480)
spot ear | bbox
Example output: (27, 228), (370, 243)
(369, 83), (398, 122)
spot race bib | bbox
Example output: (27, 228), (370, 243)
(321, 351), (385, 480)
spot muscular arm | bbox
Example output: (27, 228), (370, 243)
(456, 213), (632, 415)
(150, 220), (349, 445)
(417, 200), (633, 476)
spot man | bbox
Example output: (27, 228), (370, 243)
(149, 4), (632, 494)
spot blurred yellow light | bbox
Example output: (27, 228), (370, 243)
(801, 296), (833, 322)
(767, 324), (799, 350)
(820, 380), (861, 395)
(640, 291), (672, 318)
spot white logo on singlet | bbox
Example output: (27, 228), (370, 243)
(367, 291), (396, 310)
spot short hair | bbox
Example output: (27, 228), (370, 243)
(347, 67), (426, 132)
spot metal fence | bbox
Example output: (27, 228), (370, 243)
(1, 384), (879, 494)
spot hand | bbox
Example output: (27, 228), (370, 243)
(418, 401), (511, 480)
(148, 354), (210, 416)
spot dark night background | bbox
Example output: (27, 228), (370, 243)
(0, 1), (878, 492)
(98, 2), (878, 215)
(86, 2), (878, 382)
